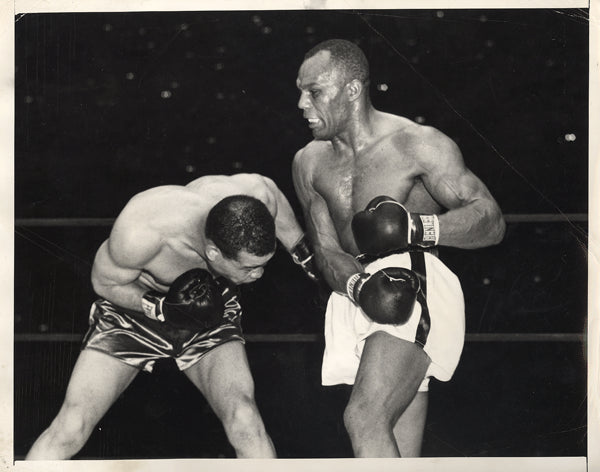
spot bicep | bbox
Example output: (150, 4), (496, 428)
(91, 223), (159, 288)
(292, 154), (343, 252)
(419, 137), (496, 211)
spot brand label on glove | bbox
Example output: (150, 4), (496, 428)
(419, 214), (439, 244)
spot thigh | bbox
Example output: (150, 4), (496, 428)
(60, 349), (140, 422)
(182, 341), (255, 417)
(350, 331), (431, 423)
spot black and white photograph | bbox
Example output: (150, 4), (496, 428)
(5, 1), (598, 471)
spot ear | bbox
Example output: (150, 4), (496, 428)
(205, 241), (222, 262)
(346, 79), (363, 102)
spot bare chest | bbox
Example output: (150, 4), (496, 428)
(311, 145), (436, 252)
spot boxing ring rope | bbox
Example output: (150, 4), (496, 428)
(14, 214), (588, 344)
(14, 214), (589, 226)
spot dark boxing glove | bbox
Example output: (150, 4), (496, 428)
(290, 235), (321, 282)
(141, 268), (225, 330)
(346, 267), (420, 325)
(352, 196), (439, 255)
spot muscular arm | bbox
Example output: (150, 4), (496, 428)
(255, 175), (306, 251)
(91, 217), (161, 311)
(292, 151), (362, 293)
(413, 128), (506, 249)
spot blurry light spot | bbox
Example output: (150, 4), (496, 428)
(482, 277), (491, 286)
(171, 81), (179, 89)
(411, 56), (419, 64)
(215, 62), (224, 71)
(24, 95), (34, 104)
(39, 324), (49, 333)
(415, 116), (426, 124)
(565, 133), (576, 142)
(161, 90), (172, 99)
(207, 137), (217, 145)
(125, 72), (135, 80)
(533, 275), (542, 283)
(185, 51), (195, 59)
(545, 58), (556, 67)
(217, 45), (227, 54)
(185, 164), (196, 173)
(252, 15), (262, 25)
(138, 27), (146, 35)
(216, 92), (225, 100)
(232, 161), (244, 169)
(180, 23), (189, 31)
(475, 52), (485, 60)
(306, 26), (315, 34)
(103, 24), (112, 32)
(479, 14), (488, 22)
(436, 10), (444, 18)
(485, 39), (495, 48)
(147, 41), (156, 49)
(262, 26), (272, 34)
(377, 83), (389, 92)
(407, 38), (417, 47)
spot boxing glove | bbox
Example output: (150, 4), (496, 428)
(142, 268), (225, 330)
(290, 235), (321, 282)
(346, 267), (420, 325)
(352, 196), (439, 255)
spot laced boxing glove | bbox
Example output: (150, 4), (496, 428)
(352, 195), (439, 255)
(141, 268), (225, 330)
(290, 235), (321, 282)
(346, 267), (420, 325)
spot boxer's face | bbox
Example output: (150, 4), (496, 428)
(296, 51), (351, 140)
(210, 249), (274, 285)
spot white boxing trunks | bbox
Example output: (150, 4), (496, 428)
(321, 251), (465, 392)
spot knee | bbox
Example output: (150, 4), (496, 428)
(222, 396), (267, 447)
(343, 398), (390, 439)
(49, 403), (94, 447)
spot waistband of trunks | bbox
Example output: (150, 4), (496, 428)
(356, 247), (439, 265)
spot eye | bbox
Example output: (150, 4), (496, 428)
(310, 89), (320, 98)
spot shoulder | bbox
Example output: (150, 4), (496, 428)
(388, 120), (463, 169)
(293, 140), (330, 175)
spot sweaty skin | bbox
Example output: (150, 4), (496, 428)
(26, 173), (305, 460)
(292, 47), (505, 458)
(92, 173), (305, 312)
(293, 51), (505, 294)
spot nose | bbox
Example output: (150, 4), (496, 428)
(297, 91), (310, 110)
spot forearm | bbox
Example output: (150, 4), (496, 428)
(92, 279), (150, 312)
(437, 199), (505, 249)
(314, 246), (363, 294)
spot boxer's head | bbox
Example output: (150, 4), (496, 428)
(205, 195), (276, 284)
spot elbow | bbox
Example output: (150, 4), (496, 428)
(487, 207), (506, 246)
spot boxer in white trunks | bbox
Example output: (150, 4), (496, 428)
(292, 39), (505, 457)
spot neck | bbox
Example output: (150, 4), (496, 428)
(331, 104), (377, 154)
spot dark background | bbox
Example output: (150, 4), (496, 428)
(14, 9), (588, 459)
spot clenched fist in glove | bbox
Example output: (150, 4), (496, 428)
(346, 267), (421, 325)
(141, 268), (225, 331)
(352, 195), (439, 255)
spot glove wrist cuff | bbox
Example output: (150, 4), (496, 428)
(346, 273), (369, 304)
(291, 236), (313, 265)
(410, 213), (439, 247)
(141, 291), (166, 322)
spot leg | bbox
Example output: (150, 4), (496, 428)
(26, 350), (139, 460)
(343, 331), (431, 457)
(183, 341), (276, 458)
(392, 391), (428, 457)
